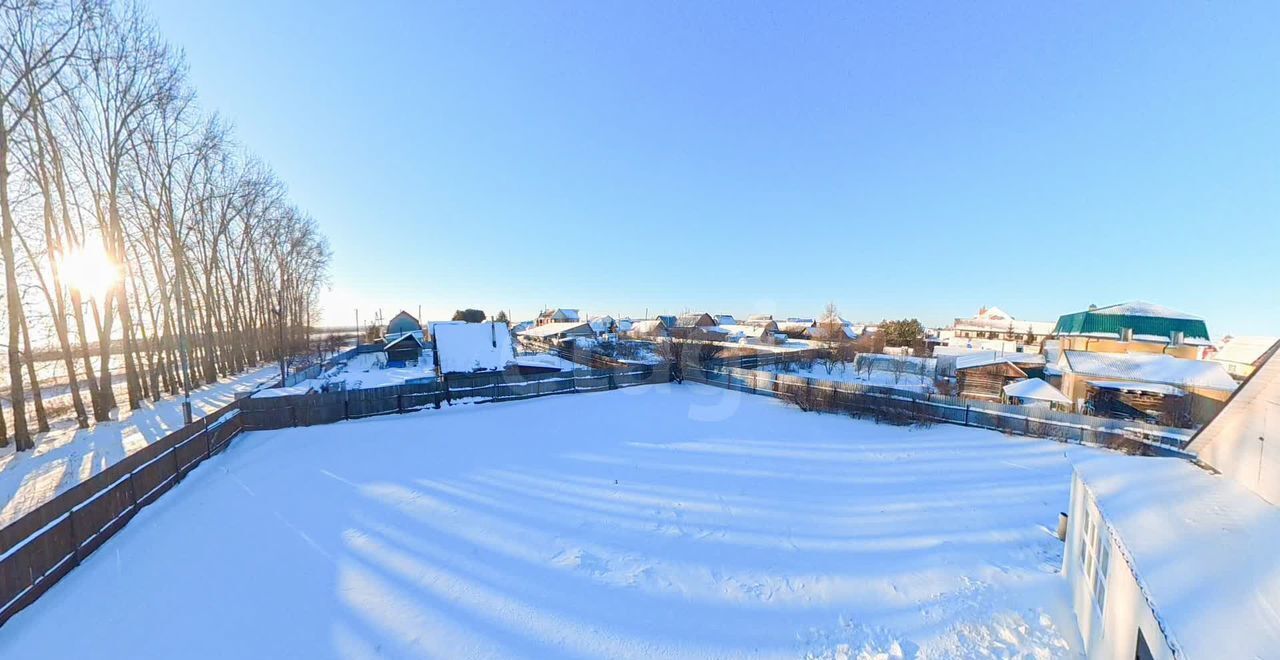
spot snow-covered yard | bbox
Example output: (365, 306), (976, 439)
(0, 383), (1085, 658)
(767, 359), (937, 393)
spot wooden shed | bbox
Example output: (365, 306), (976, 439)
(957, 361), (1029, 401)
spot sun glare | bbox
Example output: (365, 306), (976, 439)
(57, 245), (119, 301)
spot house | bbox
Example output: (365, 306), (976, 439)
(615, 318), (634, 333)
(519, 321), (595, 342)
(776, 319), (816, 339)
(954, 353), (1047, 402)
(942, 306), (1054, 346)
(1063, 453), (1280, 660)
(588, 315), (616, 335)
(384, 310), (424, 342)
(536, 308), (580, 327)
(1211, 335), (1279, 380)
(1055, 350), (1236, 424)
(1051, 301), (1212, 360)
(430, 321), (516, 375)
(656, 314), (678, 328)
(668, 313), (724, 341)
(719, 322), (784, 346)
(744, 314), (774, 327)
(1001, 378), (1070, 410)
(713, 314), (737, 326)
(627, 318), (669, 339)
(1187, 338), (1280, 504)
(381, 333), (425, 367)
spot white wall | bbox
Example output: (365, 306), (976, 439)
(1188, 348), (1280, 505)
(1064, 473), (1175, 660)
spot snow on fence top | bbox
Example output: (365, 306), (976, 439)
(432, 322), (516, 374)
(1074, 453), (1280, 660)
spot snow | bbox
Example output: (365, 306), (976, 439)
(1087, 301), (1201, 321)
(0, 365), (280, 527)
(432, 322), (516, 374)
(766, 360), (936, 393)
(1061, 351), (1237, 392)
(1003, 378), (1071, 404)
(514, 354), (578, 371)
(0, 384), (1085, 658)
(955, 351), (1046, 371)
(519, 321), (592, 339)
(1073, 453), (1280, 659)
(1213, 335), (1280, 367)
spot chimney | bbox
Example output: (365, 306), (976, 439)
(1120, 327), (1133, 342)
(1171, 330), (1184, 346)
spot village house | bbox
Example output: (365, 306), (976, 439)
(536, 308), (580, 326)
(381, 333), (425, 367)
(587, 315), (617, 335)
(775, 319), (816, 339)
(626, 318), (669, 339)
(1051, 301), (1213, 360)
(744, 314), (774, 326)
(941, 306), (1055, 347)
(384, 310), (424, 342)
(668, 313), (726, 341)
(1063, 345), (1280, 659)
(1053, 350), (1236, 425)
(713, 314), (737, 326)
(719, 321), (784, 346)
(1211, 335), (1279, 380)
(954, 352), (1048, 402)
(519, 321), (596, 343)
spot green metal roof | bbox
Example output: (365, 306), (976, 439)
(1053, 301), (1210, 341)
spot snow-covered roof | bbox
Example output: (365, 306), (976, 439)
(382, 333), (425, 350)
(777, 320), (815, 332)
(713, 314), (737, 326)
(1002, 378), (1070, 403)
(587, 316), (614, 332)
(1213, 336), (1280, 367)
(745, 314), (774, 323)
(519, 321), (593, 339)
(1061, 351), (1237, 392)
(955, 351), (1046, 370)
(1074, 454), (1280, 660)
(628, 319), (667, 334)
(718, 324), (770, 339)
(1088, 301), (1201, 320)
(674, 313), (713, 327)
(431, 322), (516, 374)
(1085, 380), (1186, 396)
(538, 308), (580, 321)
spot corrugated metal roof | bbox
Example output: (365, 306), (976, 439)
(1053, 300), (1210, 341)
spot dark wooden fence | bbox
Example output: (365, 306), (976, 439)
(686, 364), (1195, 455)
(0, 401), (244, 627)
(0, 363), (666, 628)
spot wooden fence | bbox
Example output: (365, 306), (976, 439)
(0, 401), (245, 627)
(0, 363), (665, 628)
(686, 364), (1195, 455)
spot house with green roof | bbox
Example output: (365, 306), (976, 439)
(1051, 300), (1211, 360)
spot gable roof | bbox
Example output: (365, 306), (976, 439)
(1002, 378), (1070, 404)
(431, 322), (515, 374)
(382, 333), (424, 351)
(519, 321), (593, 338)
(538, 308), (580, 321)
(1061, 350), (1237, 392)
(386, 310), (421, 336)
(674, 313), (714, 327)
(955, 351), (1046, 370)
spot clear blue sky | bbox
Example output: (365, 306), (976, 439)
(148, 1), (1279, 335)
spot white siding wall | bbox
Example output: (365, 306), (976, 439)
(1064, 472), (1176, 660)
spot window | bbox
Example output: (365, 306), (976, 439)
(1135, 629), (1156, 660)
(1079, 497), (1110, 621)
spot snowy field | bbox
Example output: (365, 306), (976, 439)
(1, 383), (1086, 658)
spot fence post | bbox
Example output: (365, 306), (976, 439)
(397, 393), (404, 413)
(964, 405), (970, 426)
(344, 390), (350, 421)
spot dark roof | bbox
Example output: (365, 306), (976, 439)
(675, 313), (713, 327)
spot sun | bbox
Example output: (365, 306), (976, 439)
(56, 244), (119, 301)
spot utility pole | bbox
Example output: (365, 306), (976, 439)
(278, 272), (287, 386)
(174, 280), (193, 425)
